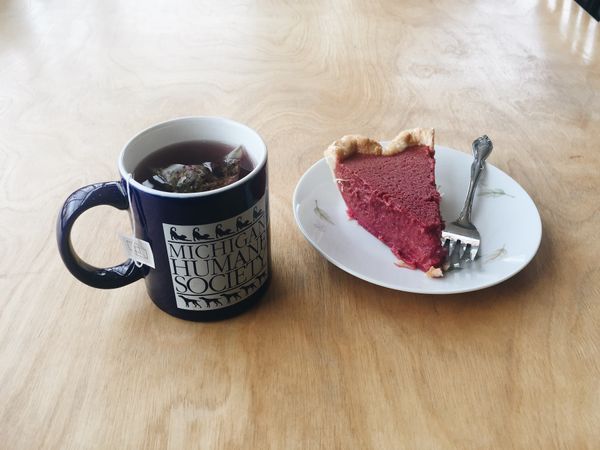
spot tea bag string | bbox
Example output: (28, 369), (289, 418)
(125, 173), (143, 268)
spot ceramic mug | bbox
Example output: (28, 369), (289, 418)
(57, 117), (270, 321)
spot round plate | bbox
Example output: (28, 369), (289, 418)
(292, 145), (542, 294)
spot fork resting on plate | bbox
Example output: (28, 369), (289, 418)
(441, 135), (493, 270)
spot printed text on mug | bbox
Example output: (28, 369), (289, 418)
(162, 195), (268, 310)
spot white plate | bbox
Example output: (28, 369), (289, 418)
(292, 145), (542, 294)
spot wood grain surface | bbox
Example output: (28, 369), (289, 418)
(1, 0), (599, 448)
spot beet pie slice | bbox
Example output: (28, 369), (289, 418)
(324, 128), (445, 277)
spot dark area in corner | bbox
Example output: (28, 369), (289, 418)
(576, 0), (600, 20)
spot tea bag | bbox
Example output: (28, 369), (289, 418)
(146, 145), (244, 193)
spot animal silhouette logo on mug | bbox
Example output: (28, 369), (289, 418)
(163, 194), (268, 311)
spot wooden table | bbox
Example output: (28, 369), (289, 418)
(1, 0), (599, 448)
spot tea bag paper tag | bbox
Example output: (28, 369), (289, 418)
(120, 235), (155, 269)
(121, 173), (155, 269)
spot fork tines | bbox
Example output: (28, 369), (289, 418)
(441, 233), (479, 269)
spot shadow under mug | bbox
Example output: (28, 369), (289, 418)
(57, 117), (270, 321)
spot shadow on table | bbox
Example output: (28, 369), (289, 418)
(325, 222), (552, 333)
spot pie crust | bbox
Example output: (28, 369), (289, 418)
(324, 128), (434, 166)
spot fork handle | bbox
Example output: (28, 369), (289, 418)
(457, 136), (493, 226)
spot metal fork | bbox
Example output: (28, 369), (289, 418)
(442, 135), (493, 269)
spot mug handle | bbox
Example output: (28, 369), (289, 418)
(56, 181), (145, 289)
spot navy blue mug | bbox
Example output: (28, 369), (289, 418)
(57, 117), (270, 321)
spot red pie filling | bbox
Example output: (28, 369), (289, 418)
(335, 145), (446, 271)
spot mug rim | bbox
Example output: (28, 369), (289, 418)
(117, 116), (267, 198)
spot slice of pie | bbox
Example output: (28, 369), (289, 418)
(324, 128), (445, 277)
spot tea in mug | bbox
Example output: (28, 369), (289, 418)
(134, 140), (253, 193)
